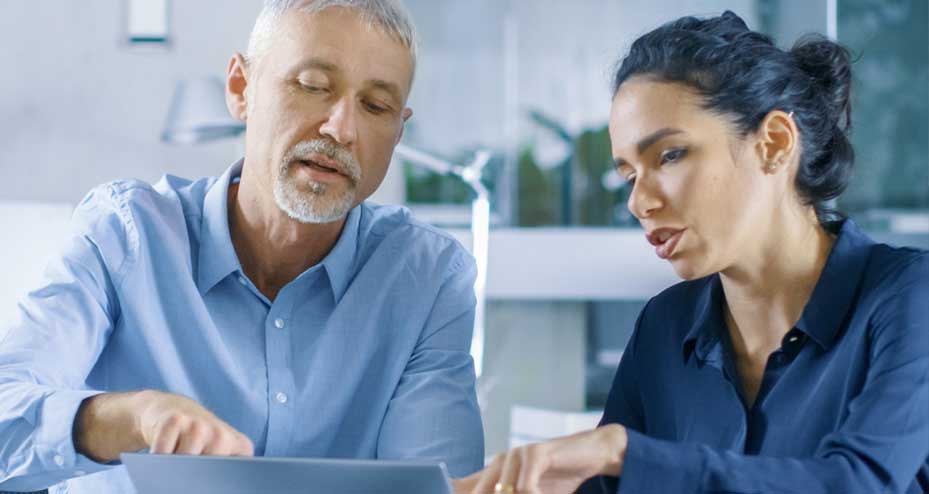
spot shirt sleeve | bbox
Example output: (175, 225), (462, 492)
(0, 185), (134, 491)
(610, 253), (929, 494)
(374, 246), (485, 478)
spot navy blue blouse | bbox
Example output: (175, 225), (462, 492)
(589, 220), (929, 493)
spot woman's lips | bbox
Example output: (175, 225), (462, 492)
(646, 228), (686, 259)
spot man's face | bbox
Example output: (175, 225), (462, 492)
(239, 7), (414, 223)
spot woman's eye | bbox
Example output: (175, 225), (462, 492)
(660, 147), (687, 165)
(625, 175), (637, 187)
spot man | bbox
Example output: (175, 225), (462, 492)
(0, 1), (484, 492)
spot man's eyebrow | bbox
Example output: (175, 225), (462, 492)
(297, 57), (339, 73)
(614, 127), (686, 168)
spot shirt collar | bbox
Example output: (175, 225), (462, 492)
(681, 218), (874, 363)
(197, 159), (244, 296)
(681, 275), (727, 364)
(197, 159), (362, 302)
(318, 203), (361, 304)
(794, 219), (873, 350)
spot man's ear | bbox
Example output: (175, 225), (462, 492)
(754, 110), (798, 174)
(396, 107), (413, 143)
(226, 53), (250, 122)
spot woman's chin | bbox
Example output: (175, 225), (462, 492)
(669, 256), (711, 281)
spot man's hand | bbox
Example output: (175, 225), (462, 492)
(74, 390), (254, 463)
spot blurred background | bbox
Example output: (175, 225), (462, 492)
(1, 0), (926, 458)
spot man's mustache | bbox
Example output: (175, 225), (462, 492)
(283, 140), (362, 183)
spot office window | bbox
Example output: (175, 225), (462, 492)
(838, 0), (929, 232)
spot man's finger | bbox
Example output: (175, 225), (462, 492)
(149, 417), (182, 454)
(202, 431), (235, 456)
(174, 422), (212, 455)
(233, 433), (254, 457)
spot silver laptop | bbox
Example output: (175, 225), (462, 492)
(121, 452), (454, 494)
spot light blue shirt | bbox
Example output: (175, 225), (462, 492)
(0, 160), (484, 493)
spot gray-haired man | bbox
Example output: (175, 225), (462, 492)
(0, 2), (484, 492)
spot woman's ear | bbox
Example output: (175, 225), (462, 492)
(754, 110), (798, 174)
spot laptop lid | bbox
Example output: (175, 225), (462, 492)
(121, 453), (454, 494)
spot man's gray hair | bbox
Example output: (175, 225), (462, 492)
(247, 0), (418, 69)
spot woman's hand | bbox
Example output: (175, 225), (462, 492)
(453, 424), (627, 494)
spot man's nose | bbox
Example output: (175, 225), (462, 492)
(319, 97), (358, 147)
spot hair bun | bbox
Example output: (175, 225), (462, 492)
(791, 36), (853, 132)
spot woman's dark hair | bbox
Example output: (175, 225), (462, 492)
(613, 11), (853, 223)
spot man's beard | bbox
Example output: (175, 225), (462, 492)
(273, 139), (362, 224)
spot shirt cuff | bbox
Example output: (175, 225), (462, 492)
(618, 429), (702, 493)
(35, 389), (115, 476)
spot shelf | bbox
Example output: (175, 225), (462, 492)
(446, 227), (680, 300)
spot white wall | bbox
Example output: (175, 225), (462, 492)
(0, 0), (757, 204)
(0, 1), (259, 203)
(0, 201), (73, 333)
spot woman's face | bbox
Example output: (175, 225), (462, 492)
(609, 77), (775, 280)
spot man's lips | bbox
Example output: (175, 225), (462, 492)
(299, 160), (339, 175)
(645, 228), (686, 259)
(298, 157), (343, 175)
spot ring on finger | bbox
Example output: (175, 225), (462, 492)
(494, 482), (515, 494)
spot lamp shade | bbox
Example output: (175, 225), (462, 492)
(161, 77), (245, 144)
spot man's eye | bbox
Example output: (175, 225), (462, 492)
(660, 147), (687, 165)
(364, 101), (388, 114)
(300, 83), (327, 93)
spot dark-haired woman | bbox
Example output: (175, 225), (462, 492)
(455, 11), (929, 494)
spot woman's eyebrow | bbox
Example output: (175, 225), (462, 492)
(614, 127), (685, 167)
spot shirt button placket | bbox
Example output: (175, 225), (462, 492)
(265, 304), (295, 455)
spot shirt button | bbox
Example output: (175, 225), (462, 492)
(276, 392), (288, 404)
(53, 454), (65, 467)
(274, 318), (285, 329)
(238, 276), (248, 286)
(788, 335), (800, 343)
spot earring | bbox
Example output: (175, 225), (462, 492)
(767, 161), (778, 173)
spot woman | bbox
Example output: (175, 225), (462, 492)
(455, 11), (928, 494)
